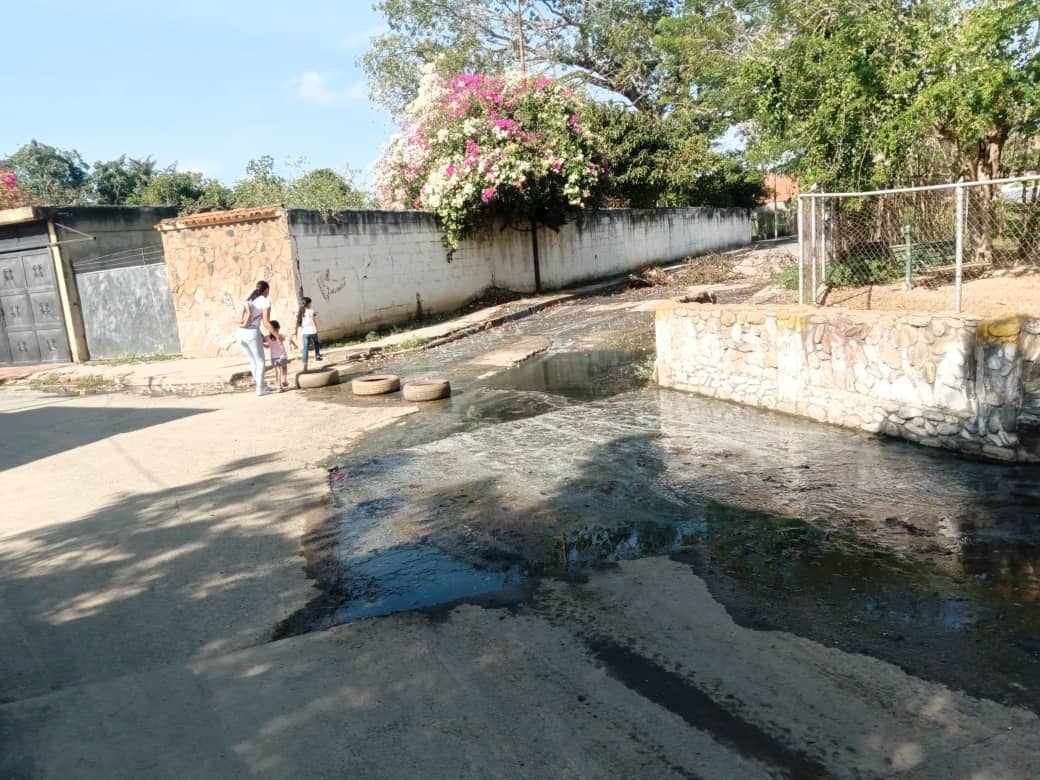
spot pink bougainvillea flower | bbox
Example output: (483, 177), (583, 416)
(481, 187), (496, 203)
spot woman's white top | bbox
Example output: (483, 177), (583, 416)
(247, 296), (270, 329)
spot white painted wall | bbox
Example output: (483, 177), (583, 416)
(288, 207), (749, 340)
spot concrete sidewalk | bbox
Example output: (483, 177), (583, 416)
(13, 282), (617, 396)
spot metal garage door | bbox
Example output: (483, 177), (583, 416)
(0, 222), (71, 365)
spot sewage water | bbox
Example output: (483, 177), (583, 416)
(297, 297), (1040, 709)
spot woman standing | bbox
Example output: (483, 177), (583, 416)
(235, 280), (274, 396)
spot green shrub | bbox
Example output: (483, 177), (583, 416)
(827, 255), (898, 286)
(777, 263), (800, 290)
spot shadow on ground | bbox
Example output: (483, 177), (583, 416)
(0, 403), (211, 471)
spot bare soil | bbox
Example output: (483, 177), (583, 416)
(825, 270), (1040, 317)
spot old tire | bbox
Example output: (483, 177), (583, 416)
(296, 367), (340, 389)
(351, 374), (401, 396)
(402, 379), (451, 402)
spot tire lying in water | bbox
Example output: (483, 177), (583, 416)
(351, 374), (401, 396)
(402, 379), (451, 402)
(296, 367), (340, 389)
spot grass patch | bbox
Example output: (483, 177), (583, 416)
(87, 353), (180, 366)
(777, 263), (800, 290)
(633, 357), (657, 385)
(29, 372), (118, 392)
(383, 336), (432, 353)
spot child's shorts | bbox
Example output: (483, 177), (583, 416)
(271, 357), (288, 368)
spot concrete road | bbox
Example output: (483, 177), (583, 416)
(1, 387), (1038, 778)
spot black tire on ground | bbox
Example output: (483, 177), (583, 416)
(351, 374), (401, 396)
(402, 379), (451, 402)
(296, 367), (340, 389)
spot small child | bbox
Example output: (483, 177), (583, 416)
(265, 320), (296, 391)
(295, 297), (323, 370)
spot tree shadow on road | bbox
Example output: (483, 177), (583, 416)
(0, 402), (212, 471)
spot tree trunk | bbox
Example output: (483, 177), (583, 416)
(960, 131), (1007, 267)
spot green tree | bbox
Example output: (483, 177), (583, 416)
(130, 167), (234, 212)
(90, 155), (156, 204)
(231, 156), (288, 207)
(587, 105), (765, 208)
(287, 167), (369, 212)
(0, 140), (89, 204)
(737, 0), (1039, 190)
(364, 0), (680, 116)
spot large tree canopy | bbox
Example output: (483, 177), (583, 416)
(738, 0), (1040, 189)
(0, 140), (89, 205)
(363, 0), (679, 116)
(90, 155), (157, 205)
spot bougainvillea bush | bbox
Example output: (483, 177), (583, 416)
(0, 170), (24, 209)
(376, 69), (608, 249)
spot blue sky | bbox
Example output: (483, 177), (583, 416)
(2, 0), (396, 186)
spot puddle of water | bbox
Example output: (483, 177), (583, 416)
(332, 543), (525, 622)
(486, 349), (650, 401)
(339, 348), (651, 459)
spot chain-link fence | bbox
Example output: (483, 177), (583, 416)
(751, 207), (796, 241)
(798, 175), (1040, 312)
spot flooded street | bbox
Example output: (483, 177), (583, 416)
(294, 287), (1040, 716)
(4, 281), (1040, 779)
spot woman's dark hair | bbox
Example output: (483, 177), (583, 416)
(296, 296), (312, 328)
(269, 320), (281, 332)
(247, 280), (270, 302)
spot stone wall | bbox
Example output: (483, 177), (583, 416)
(158, 208), (296, 357)
(655, 302), (1040, 462)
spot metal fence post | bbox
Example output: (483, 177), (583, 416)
(820, 197), (828, 293)
(903, 223), (913, 290)
(954, 180), (965, 313)
(797, 196), (805, 305)
(810, 197), (817, 305)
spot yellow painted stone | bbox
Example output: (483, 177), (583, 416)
(656, 299), (677, 321)
(978, 315), (1025, 344)
(777, 310), (807, 331)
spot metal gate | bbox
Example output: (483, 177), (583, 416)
(0, 222), (71, 365)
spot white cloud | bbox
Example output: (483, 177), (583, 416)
(295, 72), (367, 106)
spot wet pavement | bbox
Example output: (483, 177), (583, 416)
(294, 289), (1040, 713)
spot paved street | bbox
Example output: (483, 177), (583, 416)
(2, 291), (1039, 778)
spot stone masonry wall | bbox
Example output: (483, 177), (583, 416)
(655, 302), (1040, 462)
(158, 208), (297, 357)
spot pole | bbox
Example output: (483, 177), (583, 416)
(530, 217), (541, 294)
(903, 223), (913, 290)
(954, 181), (965, 313)
(820, 197), (828, 291)
(810, 197), (817, 304)
(797, 196), (805, 304)
(516, 0), (527, 76)
(772, 177), (778, 240)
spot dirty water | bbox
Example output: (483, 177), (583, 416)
(292, 295), (1040, 710)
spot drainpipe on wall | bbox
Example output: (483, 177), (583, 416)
(47, 219), (90, 362)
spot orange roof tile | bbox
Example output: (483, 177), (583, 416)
(156, 205), (283, 231)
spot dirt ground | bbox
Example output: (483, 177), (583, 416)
(826, 270), (1040, 317)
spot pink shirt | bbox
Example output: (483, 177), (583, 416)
(268, 335), (287, 360)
